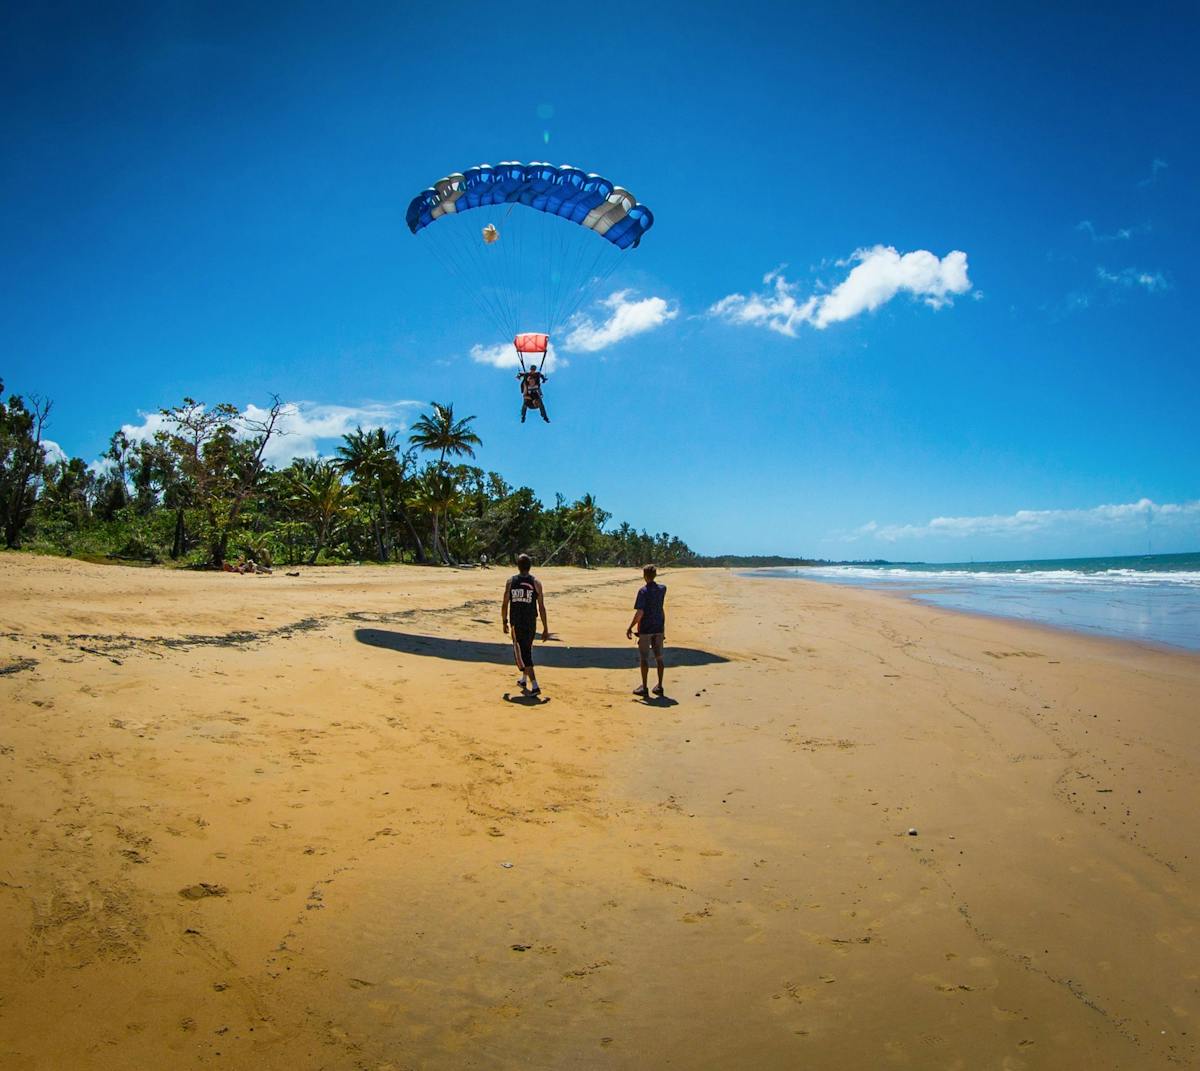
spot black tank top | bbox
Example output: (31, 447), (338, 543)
(508, 573), (538, 627)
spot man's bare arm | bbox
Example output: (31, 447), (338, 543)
(535, 579), (549, 639)
(501, 584), (511, 632)
(626, 608), (643, 639)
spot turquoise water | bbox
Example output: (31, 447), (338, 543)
(753, 552), (1200, 652)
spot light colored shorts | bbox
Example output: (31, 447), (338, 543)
(637, 633), (664, 659)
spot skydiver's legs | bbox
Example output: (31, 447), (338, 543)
(520, 402), (528, 423)
(537, 399), (550, 423)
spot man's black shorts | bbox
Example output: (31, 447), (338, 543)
(512, 621), (536, 667)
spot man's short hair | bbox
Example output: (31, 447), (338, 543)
(517, 553), (532, 572)
(643, 563), (657, 579)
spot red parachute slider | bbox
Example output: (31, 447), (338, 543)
(513, 333), (549, 354)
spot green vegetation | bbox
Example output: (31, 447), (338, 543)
(3, 382), (697, 569)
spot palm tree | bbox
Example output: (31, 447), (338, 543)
(387, 446), (427, 563)
(284, 460), (355, 564)
(336, 426), (396, 562)
(544, 493), (609, 566)
(408, 402), (482, 474)
(408, 403), (480, 563)
(409, 468), (462, 564)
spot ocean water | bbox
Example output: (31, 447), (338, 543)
(752, 552), (1200, 652)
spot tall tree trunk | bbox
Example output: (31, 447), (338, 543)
(376, 486), (389, 562)
(372, 510), (385, 563)
(308, 518), (330, 565)
(398, 505), (424, 563)
(434, 513), (448, 564)
(171, 508), (185, 559)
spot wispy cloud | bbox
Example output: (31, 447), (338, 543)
(563, 290), (677, 353)
(1075, 220), (1149, 243)
(708, 269), (817, 337)
(1137, 157), (1168, 188)
(850, 498), (1200, 543)
(709, 246), (972, 337)
(1096, 265), (1169, 292)
(118, 400), (420, 467)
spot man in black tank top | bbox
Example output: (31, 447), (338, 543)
(502, 553), (549, 694)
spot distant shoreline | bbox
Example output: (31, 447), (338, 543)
(746, 551), (1200, 652)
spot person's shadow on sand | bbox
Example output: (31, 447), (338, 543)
(636, 694), (679, 708)
(354, 629), (729, 671)
(502, 692), (549, 706)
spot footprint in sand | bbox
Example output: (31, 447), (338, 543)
(179, 883), (228, 900)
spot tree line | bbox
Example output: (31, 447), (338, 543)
(1, 379), (696, 569)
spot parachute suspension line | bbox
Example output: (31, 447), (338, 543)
(487, 209), (510, 339)
(546, 212), (580, 338)
(549, 225), (620, 339)
(552, 221), (590, 336)
(557, 247), (624, 336)
(456, 211), (512, 339)
(555, 215), (584, 335)
(510, 205), (531, 340)
(419, 229), (506, 341)
(483, 212), (521, 341)
(542, 210), (558, 343)
(504, 206), (526, 340)
(438, 215), (512, 337)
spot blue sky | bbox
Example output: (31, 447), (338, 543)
(2, 2), (1197, 560)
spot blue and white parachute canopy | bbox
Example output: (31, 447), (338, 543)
(405, 162), (654, 250)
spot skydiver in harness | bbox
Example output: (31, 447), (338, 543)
(518, 364), (550, 424)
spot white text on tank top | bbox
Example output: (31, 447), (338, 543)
(509, 575), (537, 624)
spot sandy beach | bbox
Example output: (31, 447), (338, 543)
(1, 553), (1198, 1070)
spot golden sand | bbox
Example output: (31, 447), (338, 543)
(1, 553), (1198, 1069)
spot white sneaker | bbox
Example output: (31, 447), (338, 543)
(517, 676), (527, 689)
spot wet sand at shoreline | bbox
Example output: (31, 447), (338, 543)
(1, 553), (1198, 1069)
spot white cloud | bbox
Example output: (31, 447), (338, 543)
(116, 400), (420, 467)
(1075, 220), (1148, 243)
(563, 290), (678, 353)
(708, 269), (817, 337)
(118, 410), (172, 444)
(41, 439), (67, 466)
(471, 340), (563, 373)
(251, 402), (419, 465)
(1137, 157), (1168, 188)
(1096, 266), (1169, 292)
(850, 498), (1200, 543)
(709, 246), (972, 336)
